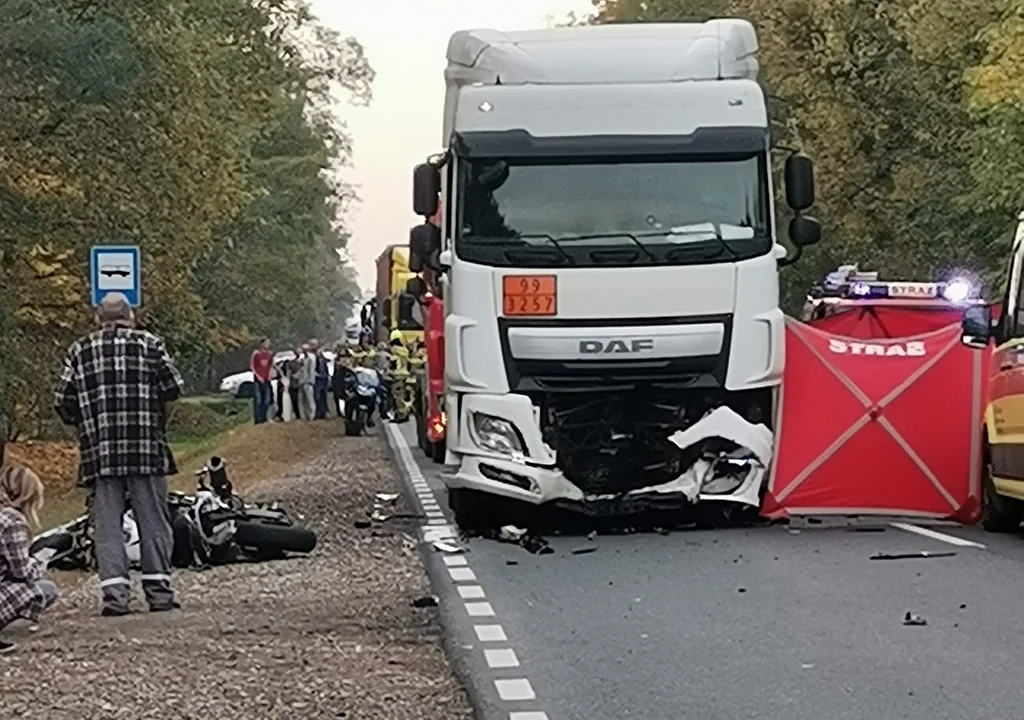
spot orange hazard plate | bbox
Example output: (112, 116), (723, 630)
(502, 274), (557, 316)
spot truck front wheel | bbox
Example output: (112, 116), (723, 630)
(450, 488), (511, 532)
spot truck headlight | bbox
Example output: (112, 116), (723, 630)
(470, 413), (524, 456)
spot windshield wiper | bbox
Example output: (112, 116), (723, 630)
(660, 223), (741, 261)
(514, 234), (575, 264)
(464, 234), (575, 264)
(552, 232), (659, 263)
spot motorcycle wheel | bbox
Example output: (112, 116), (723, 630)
(234, 518), (317, 560)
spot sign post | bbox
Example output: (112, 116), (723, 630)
(90, 245), (141, 307)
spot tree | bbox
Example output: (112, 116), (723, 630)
(0, 0), (373, 435)
(590, 0), (1021, 309)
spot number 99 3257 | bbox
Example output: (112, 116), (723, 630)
(501, 275), (557, 317)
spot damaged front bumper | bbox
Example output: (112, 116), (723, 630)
(446, 395), (773, 514)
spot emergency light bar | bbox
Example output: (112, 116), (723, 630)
(809, 265), (979, 303)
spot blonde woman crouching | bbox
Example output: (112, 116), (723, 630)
(0, 465), (58, 654)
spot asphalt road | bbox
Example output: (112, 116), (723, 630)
(391, 423), (1024, 720)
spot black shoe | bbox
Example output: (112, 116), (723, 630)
(149, 601), (181, 613)
(101, 606), (131, 617)
(0, 639), (15, 654)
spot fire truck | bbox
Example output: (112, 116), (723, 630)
(407, 215), (447, 463)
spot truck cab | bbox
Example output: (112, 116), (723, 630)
(408, 20), (821, 528)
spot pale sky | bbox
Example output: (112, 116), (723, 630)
(314, 0), (596, 290)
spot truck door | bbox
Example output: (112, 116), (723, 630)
(990, 229), (1024, 498)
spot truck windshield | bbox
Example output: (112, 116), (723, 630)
(455, 154), (770, 267)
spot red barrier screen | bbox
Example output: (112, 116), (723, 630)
(765, 319), (982, 521)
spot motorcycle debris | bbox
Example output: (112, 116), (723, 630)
(432, 540), (465, 554)
(522, 535), (554, 555)
(870, 551), (956, 561)
(587, 530), (598, 541)
(376, 493), (400, 504)
(401, 534), (417, 550)
(903, 611), (927, 627)
(412, 595), (439, 608)
(571, 547), (598, 555)
(499, 525), (528, 542)
(370, 510), (390, 523)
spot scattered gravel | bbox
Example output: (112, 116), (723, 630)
(0, 425), (473, 719)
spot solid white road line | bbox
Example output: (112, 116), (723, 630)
(485, 648), (520, 668)
(495, 679), (536, 701)
(475, 624), (508, 642)
(890, 522), (986, 549)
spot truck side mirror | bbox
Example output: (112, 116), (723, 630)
(409, 223), (441, 272)
(785, 153), (814, 211)
(961, 305), (992, 349)
(789, 215), (821, 247)
(413, 163), (439, 217)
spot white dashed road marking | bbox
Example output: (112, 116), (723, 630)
(475, 624), (508, 642)
(384, 423), (551, 720)
(495, 678), (536, 701)
(890, 522), (987, 549)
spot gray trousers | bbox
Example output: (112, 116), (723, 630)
(300, 384), (316, 421)
(91, 475), (174, 611)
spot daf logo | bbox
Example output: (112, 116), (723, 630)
(579, 339), (655, 354)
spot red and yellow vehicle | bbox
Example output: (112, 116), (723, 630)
(961, 212), (1024, 532)
(407, 210), (447, 463)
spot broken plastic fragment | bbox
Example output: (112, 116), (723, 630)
(667, 406), (773, 464)
(370, 510), (390, 523)
(903, 611), (927, 626)
(499, 525), (527, 542)
(432, 540), (465, 554)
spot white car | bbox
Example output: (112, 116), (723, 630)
(218, 351), (335, 398)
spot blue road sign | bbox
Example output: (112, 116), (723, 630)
(90, 245), (141, 307)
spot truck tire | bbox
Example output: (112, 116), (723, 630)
(981, 458), (1022, 533)
(430, 437), (446, 464)
(233, 518), (318, 560)
(449, 489), (493, 532)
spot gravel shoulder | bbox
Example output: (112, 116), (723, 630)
(0, 421), (473, 720)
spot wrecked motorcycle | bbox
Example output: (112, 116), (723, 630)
(30, 457), (317, 571)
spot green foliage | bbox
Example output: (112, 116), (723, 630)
(590, 0), (1024, 310)
(0, 0), (372, 438)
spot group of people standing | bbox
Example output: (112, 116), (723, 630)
(249, 339), (333, 424)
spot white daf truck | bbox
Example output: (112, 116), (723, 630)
(408, 20), (821, 529)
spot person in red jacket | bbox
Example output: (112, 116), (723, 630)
(250, 338), (274, 424)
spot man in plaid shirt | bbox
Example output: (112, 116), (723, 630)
(54, 292), (184, 616)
